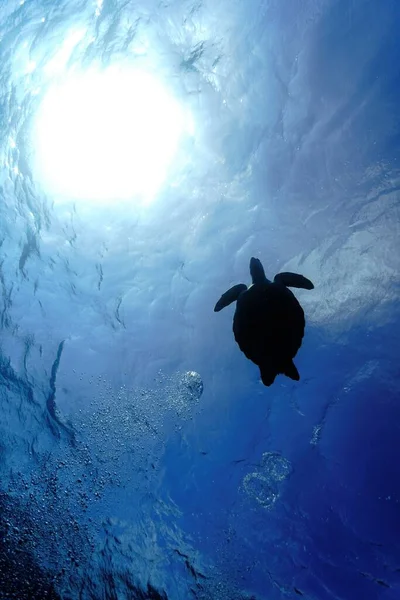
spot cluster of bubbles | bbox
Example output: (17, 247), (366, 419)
(242, 452), (292, 510)
(0, 369), (205, 598)
(171, 370), (204, 417)
(0, 441), (105, 599)
(73, 370), (204, 472)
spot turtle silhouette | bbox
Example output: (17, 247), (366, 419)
(214, 257), (314, 386)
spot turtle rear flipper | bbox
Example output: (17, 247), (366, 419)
(259, 363), (278, 387)
(283, 359), (300, 381)
(260, 360), (299, 386)
(274, 272), (314, 290)
(214, 284), (247, 312)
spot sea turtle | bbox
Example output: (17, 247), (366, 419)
(214, 257), (314, 386)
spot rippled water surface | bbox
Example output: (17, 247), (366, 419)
(0, 0), (399, 598)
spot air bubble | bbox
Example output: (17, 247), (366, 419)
(242, 452), (292, 510)
(179, 371), (204, 401)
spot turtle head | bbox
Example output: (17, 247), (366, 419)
(250, 257), (270, 285)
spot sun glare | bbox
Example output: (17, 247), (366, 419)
(32, 66), (187, 204)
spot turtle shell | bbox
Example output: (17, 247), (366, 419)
(233, 281), (305, 368)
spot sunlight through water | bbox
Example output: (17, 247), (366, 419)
(32, 66), (188, 205)
(1, 0), (399, 597)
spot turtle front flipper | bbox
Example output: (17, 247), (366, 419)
(214, 284), (247, 312)
(274, 272), (314, 290)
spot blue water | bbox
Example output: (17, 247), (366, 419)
(0, 0), (399, 598)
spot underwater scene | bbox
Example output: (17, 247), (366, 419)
(0, 0), (399, 598)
